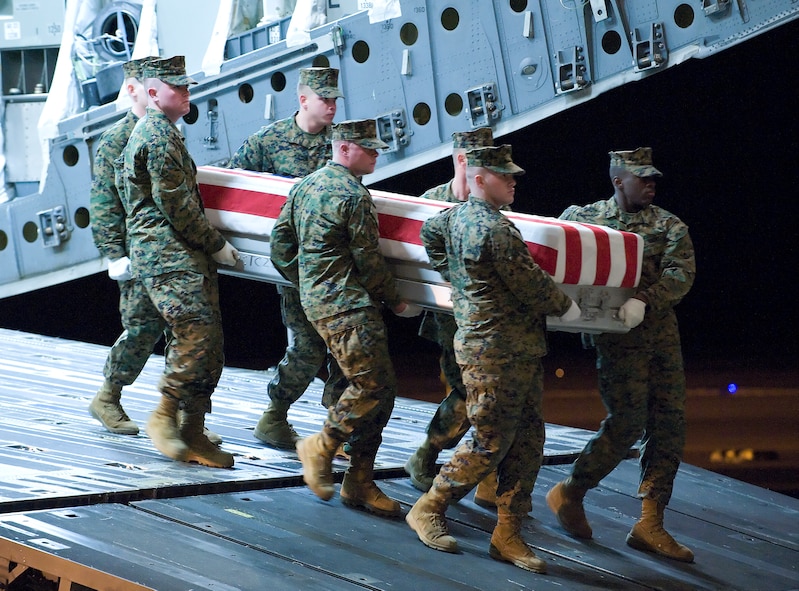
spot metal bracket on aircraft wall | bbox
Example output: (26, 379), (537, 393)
(376, 109), (410, 153)
(588, 0), (610, 22)
(555, 46), (590, 94)
(38, 206), (71, 248)
(702, 0), (731, 16)
(633, 22), (668, 71)
(465, 83), (504, 127)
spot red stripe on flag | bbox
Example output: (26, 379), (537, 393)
(621, 232), (639, 288)
(378, 213), (424, 245)
(200, 184), (286, 218)
(527, 243), (558, 276)
(561, 223), (614, 286)
(508, 216), (586, 284)
(585, 226), (611, 285)
(561, 226), (584, 284)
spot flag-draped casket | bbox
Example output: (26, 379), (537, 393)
(197, 166), (642, 333)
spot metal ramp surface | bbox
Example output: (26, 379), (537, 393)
(0, 328), (797, 590)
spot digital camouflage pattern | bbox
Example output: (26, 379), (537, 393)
(227, 116), (331, 175)
(451, 127), (493, 150)
(122, 56), (156, 80)
(91, 111), (138, 261)
(330, 118), (388, 149)
(414, 128), (496, 448)
(609, 147), (662, 177)
(141, 270), (224, 403)
(419, 181), (457, 204)
(417, 180), (468, 448)
(141, 55), (197, 86)
(270, 161), (401, 457)
(559, 196), (695, 504)
(465, 144), (525, 175)
(298, 67), (344, 98)
(271, 161), (403, 321)
(418, 306), (469, 449)
(270, 285), (346, 409)
(105, 280), (167, 386)
(228, 109), (343, 409)
(90, 109), (166, 386)
(434, 360), (546, 515)
(561, 198), (695, 312)
(421, 195), (570, 514)
(421, 197), (572, 365)
(312, 306), (397, 457)
(121, 108), (226, 279)
(120, 107), (226, 402)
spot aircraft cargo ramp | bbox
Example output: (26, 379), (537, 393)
(0, 328), (797, 591)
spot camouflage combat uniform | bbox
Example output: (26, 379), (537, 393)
(417, 181), (470, 449)
(559, 198), (695, 505)
(228, 115), (345, 409)
(120, 107), (227, 412)
(228, 115), (331, 175)
(271, 160), (403, 461)
(90, 110), (166, 388)
(421, 197), (573, 515)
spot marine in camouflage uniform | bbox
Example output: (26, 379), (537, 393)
(271, 119), (419, 517)
(228, 67), (346, 449)
(547, 147), (696, 563)
(407, 146), (579, 573)
(405, 128), (499, 500)
(88, 57), (165, 436)
(120, 56), (239, 468)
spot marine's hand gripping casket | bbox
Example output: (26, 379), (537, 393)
(197, 166), (643, 334)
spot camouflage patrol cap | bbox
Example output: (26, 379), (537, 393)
(299, 67), (344, 99)
(452, 127), (494, 150)
(466, 145), (525, 175)
(331, 119), (389, 150)
(609, 147), (662, 177)
(142, 56), (197, 86)
(122, 56), (158, 80)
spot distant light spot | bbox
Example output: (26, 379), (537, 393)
(555, 368), (565, 378)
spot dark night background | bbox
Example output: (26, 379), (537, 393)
(0, 19), (796, 383)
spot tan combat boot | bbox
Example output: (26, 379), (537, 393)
(89, 381), (138, 435)
(626, 498), (694, 562)
(179, 404), (234, 468)
(296, 431), (339, 501)
(177, 410), (222, 445)
(253, 402), (298, 449)
(340, 455), (401, 517)
(474, 469), (498, 509)
(406, 489), (459, 553)
(146, 394), (189, 461)
(546, 478), (593, 539)
(404, 439), (440, 492)
(489, 512), (547, 573)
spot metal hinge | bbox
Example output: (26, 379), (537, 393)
(702, 0), (731, 16)
(465, 83), (504, 127)
(38, 206), (71, 247)
(555, 46), (590, 94)
(633, 22), (668, 72)
(375, 109), (410, 153)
